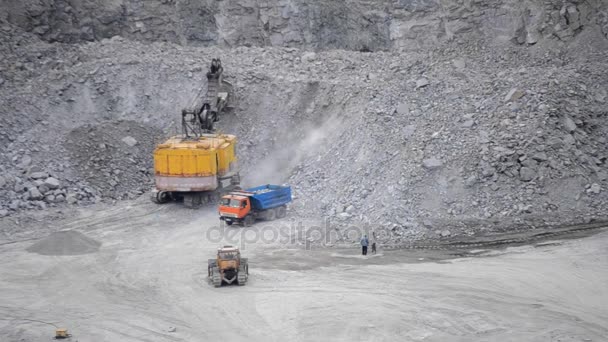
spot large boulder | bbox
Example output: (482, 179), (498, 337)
(422, 158), (443, 170)
(30, 172), (49, 180)
(44, 177), (61, 190)
(519, 167), (535, 181)
(28, 187), (43, 201)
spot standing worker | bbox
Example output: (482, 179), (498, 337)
(361, 235), (369, 255)
(371, 231), (377, 254)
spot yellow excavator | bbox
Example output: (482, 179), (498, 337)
(151, 58), (240, 207)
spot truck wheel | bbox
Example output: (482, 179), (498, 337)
(243, 215), (255, 227)
(276, 206), (287, 218)
(266, 208), (276, 221)
(151, 191), (170, 204)
(225, 220), (233, 226)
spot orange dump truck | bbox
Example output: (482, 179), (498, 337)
(219, 184), (292, 226)
(152, 133), (240, 207)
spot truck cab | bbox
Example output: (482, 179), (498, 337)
(219, 194), (251, 224)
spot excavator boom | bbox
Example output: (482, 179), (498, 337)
(181, 58), (234, 137)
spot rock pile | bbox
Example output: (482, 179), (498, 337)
(1, 16), (607, 241)
(26, 230), (101, 255)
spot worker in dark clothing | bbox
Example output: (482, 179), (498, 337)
(361, 235), (369, 255)
(216, 58), (223, 74)
(208, 58), (222, 78)
(371, 231), (377, 254)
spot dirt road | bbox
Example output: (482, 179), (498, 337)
(1, 200), (607, 341)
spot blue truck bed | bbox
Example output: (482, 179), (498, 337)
(246, 184), (292, 211)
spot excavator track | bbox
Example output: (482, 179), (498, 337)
(381, 221), (608, 251)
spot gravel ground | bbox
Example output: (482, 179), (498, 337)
(0, 202), (606, 341)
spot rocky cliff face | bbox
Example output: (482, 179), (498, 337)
(3, 0), (608, 50)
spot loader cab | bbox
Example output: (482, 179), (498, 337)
(219, 194), (251, 219)
(218, 247), (239, 260)
(217, 246), (240, 270)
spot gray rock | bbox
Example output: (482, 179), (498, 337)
(563, 134), (576, 145)
(14, 183), (26, 193)
(416, 78), (430, 89)
(19, 155), (32, 168)
(0, 209), (8, 217)
(9, 200), (20, 210)
(30, 172), (48, 180)
(45, 194), (56, 203)
(562, 116), (577, 132)
(440, 230), (451, 237)
(587, 183), (601, 194)
(121, 136), (138, 147)
(520, 158), (538, 169)
(37, 184), (50, 194)
(422, 220), (433, 228)
(526, 30), (540, 45)
(337, 212), (351, 220)
(301, 52), (316, 62)
(519, 167), (535, 181)
(453, 58), (466, 69)
(462, 120), (475, 128)
(481, 165), (495, 178)
(0, 176), (5, 189)
(55, 194), (66, 202)
(595, 89), (607, 103)
(403, 125), (416, 139)
(464, 175), (478, 188)
(66, 194), (78, 204)
(396, 103), (409, 116)
(422, 158), (442, 170)
(44, 177), (61, 189)
(28, 187), (43, 200)
(518, 204), (532, 213)
(504, 88), (525, 102)
(531, 152), (548, 162)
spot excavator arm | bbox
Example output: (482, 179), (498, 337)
(181, 58), (233, 138)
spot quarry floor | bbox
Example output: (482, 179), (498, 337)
(0, 200), (607, 342)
